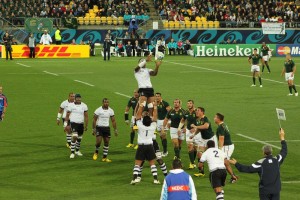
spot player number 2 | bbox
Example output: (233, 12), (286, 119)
(213, 150), (219, 158)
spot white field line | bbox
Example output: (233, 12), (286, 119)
(165, 61), (300, 87)
(234, 140), (300, 143)
(57, 72), (94, 75)
(114, 92), (131, 98)
(282, 181), (300, 184)
(236, 133), (281, 150)
(16, 63), (31, 68)
(74, 80), (95, 87)
(43, 71), (59, 76)
(180, 71), (249, 73)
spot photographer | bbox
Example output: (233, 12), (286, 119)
(2, 31), (13, 60)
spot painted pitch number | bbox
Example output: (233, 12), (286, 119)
(213, 150), (219, 158)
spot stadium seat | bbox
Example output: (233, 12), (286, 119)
(169, 21), (175, 28)
(179, 22), (185, 28)
(214, 21), (220, 28)
(96, 18), (101, 25)
(93, 5), (98, 10)
(113, 19), (118, 25)
(195, 16), (201, 22)
(89, 17), (95, 25)
(191, 21), (197, 28)
(174, 21), (180, 28)
(208, 21), (214, 28)
(78, 17), (84, 25)
(84, 17), (90, 25)
(202, 21), (208, 28)
(163, 21), (169, 28)
(185, 20), (191, 28)
(197, 21), (202, 28)
(85, 13), (90, 18)
(201, 17), (206, 22)
(101, 16), (107, 24)
(107, 17), (112, 25)
(184, 17), (190, 21)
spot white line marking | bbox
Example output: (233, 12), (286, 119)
(234, 140), (300, 143)
(16, 63), (31, 68)
(282, 181), (300, 184)
(115, 92), (131, 98)
(43, 71), (59, 76)
(236, 133), (281, 149)
(165, 61), (299, 87)
(180, 71), (249, 73)
(74, 80), (95, 87)
(57, 72), (94, 75)
(8, 73), (44, 75)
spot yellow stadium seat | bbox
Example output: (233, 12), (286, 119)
(85, 13), (90, 17)
(89, 17), (95, 25)
(169, 21), (175, 28)
(185, 20), (191, 28)
(106, 17), (112, 21)
(180, 22), (185, 28)
(214, 21), (220, 28)
(174, 21), (180, 28)
(163, 21), (169, 28)
(113, 19), (118, 25)
(96, 19), (101, 25)
(201, 17), (206, 22)
(93, 5), (98, 10)
(101, 16), (106, 24)
(202, 21), (208, 28)
(208, 21), (214, 28)
(191, 21), (197, 28)
(197, 21), (202, 28)
(184, 17), (190, 21)
(89, 9), (94, 14)
(107, 19), (112, 25)
(195, 16), (201, 22)
(78, 17), (84, 25)
(84, 17), (90, 25)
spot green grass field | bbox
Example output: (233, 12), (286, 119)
(0, 55), (299, 200)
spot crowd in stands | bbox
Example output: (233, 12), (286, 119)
(0, 0), (150, 25)
(156, 0), (300, 27)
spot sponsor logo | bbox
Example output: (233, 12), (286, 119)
(277, 46), (291, 55)
(168, 185), (190, 192)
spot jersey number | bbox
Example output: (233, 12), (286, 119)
(146, 130), (148, 137)
(213, 150), (219, 158)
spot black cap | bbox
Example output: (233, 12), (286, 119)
(75, 94), (81, 98)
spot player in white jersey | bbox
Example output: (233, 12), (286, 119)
(130, 100), (160, 185)
(92, 98), (118, 162)
(199, 140), (238, 200)
(134, 54), (162, 116)
(56, 92), (75, 148)
(64, 94), (88, 159)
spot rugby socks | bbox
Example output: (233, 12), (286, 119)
(194, 151), (197, 162)
(70, 141), (76, 154)
(216, 192), (224, 200)
(252, 77), (256, 85)
(160, 162), (168, 176)
(162, 138), (167, 153)
(289, 86), (293, 94)
(188, 150), (195, 164)
(103, 145), (109, 158)
(75, 137), (82, 152)
(258, 77), (262, 85)
(266, 63), (270, 72)
(150, 165), (158, 180)
(66, 134), (72, 146)
(292, 85), (297, 93)
(132, 165), (140, 180)
(138, 165), (143, 178)
(130, 131), (135, 144)
(174, 147), (180, 159)
(95, 144), (100, 154)
(262, 65), (265, 72)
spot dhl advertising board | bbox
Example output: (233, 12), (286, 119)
(1, 45), (90, 59)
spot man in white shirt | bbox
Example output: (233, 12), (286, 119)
(130, 100), (160, 185)
(56, 92), (75, 148)
(64, 94), (88, 159)
(40, 30), (52, 45)
(92, 98), (118, 162)
(134, 55), (162, 116)
(199, 140), (238, 200)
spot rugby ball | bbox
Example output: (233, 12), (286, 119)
(156, 52), (164, 61)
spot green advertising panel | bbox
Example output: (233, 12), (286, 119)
(25, 18), (54, 33)
(194, 44), (276, 57)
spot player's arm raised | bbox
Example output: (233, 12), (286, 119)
(150, 60), (162, 76)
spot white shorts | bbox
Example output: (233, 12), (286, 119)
(130, 116), (136, 128)
(251, 65), (260, 72)
(193, 133), (202, 146)
(221, 144), (235, 159)
(198, 135), (218, 148)
(157, 120), (168, 132)
(186, 129), (194, 143)
(170, 127), (185, 140)
(285, 72), (294, 81)
(263, 55), (269, 62)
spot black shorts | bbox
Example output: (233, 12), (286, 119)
(209, 169), (227, 188)
(138, 88), (154, 98)
(62, 118), (70, 126)
(96, 126), (111, 138)
(70, 122), (84, 136)
(135, 144), (156, 161)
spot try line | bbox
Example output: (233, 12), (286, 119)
(236, 133), (281, 150)
(74, 80), (95, 87)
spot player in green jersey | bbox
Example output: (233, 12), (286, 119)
(125, 89), (140, 148)
(248, 48), (263, 87)
(155, 92), (171, 156)
(281, 53), (298, 96)
(180, 100), (197, 169)
(261, 42), (271, 73)
(162, 99), (185, 160)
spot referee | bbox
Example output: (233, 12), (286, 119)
(230, 128), (287, 200)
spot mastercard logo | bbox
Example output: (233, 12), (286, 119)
(277, 46), (291, 55)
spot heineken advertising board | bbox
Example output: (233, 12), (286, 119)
(194, 44), (276, 57)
